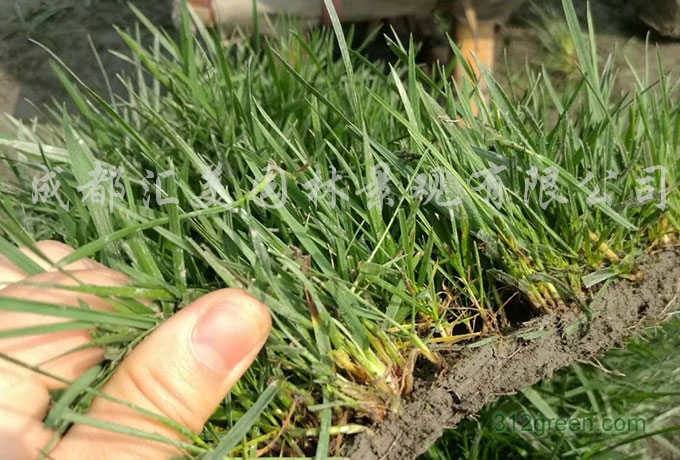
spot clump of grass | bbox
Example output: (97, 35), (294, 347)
(528, 2), (579, 78)
(0, 0), (678, 457)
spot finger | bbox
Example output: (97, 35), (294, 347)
(0, 259), (127, 460)
(0, 268), (129, 380)
(0, 268), (129, 421)
(0, 240), (101, 287)
(0, 408), (54, 460)
(54, 288), (271, 460)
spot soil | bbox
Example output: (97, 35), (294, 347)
(345, 249), (680, 460)
(0, 0), (175, 126)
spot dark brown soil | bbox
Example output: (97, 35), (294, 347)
(344, 248), (680, 460)
(0, 0), (174, 123)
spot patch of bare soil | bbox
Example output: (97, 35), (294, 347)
(344, 249), (680, 460)
(0, 0), (173, 122)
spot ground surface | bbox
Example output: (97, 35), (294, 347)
(0, 0), (174, 126)
(2, 0), (680, 128)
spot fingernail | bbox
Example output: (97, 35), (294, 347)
(191, 299), (268, 373)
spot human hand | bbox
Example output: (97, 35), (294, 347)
(0, 240), (271, 459)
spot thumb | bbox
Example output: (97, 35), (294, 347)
(54, 288), (271, 460)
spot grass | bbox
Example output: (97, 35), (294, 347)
(527, 2), (579, 78)
(0, 0), (678, 457)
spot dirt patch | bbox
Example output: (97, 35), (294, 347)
(0, 0), (174, 123)
(344, 248), (680, 460)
